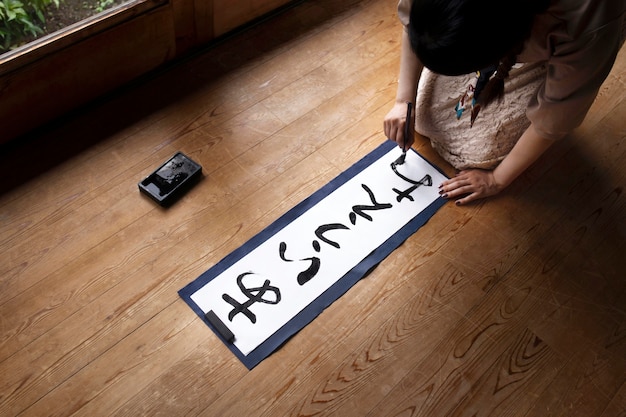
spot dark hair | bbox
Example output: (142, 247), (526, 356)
(408, 0), (548, 76)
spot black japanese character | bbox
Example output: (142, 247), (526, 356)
(279, 241), (321, 286)
(349, 184), (393, 225)
(389, 162), (433, 202)
(222, 272), (281, 324)
(315, 223), (350, 248)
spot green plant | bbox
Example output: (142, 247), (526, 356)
(0, 0), (60, 52)
(95, 0), (112, 13)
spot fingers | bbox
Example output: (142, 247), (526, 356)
(438, 181), (473, 204)
(384, 102), (414, 150)
(439, 172), (470, 196)
(388, 128), (411, 150)
(453, 192), (479, 206)
(385, 124), (402, 145)
(384, 120), (405, 147)
(438, 170), (494, 205)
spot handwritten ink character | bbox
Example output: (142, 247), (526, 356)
(349, 184), (393, 225)
(389, 163), (433, 202)
(314, 223), (350, 248)
(222, 272), (281, 324)
(279, 241), (321, 286)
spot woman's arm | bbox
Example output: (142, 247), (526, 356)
(384, 29), (424, 150)
(439, 124), (560, 205)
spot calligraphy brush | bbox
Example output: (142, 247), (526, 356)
(392, 101), (413, 166)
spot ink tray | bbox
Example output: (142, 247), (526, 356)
(138, 152), (202, 206)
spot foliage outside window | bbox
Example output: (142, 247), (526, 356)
(0, 0), (122, 53)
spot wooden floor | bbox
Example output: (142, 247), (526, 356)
(1, 0), (625, 415)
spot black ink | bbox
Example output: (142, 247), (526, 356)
(315, 223), (350, 248)
(222, 272), (281, 324)
(296, 256), (321, 286)
(279, 241), (322, 286)
(392, 174), (432, 202)
(389, 163), (433, 202)
(278, 241), (290, 261)
(349, 184), (393, 224)
(220, 154), (440, 324)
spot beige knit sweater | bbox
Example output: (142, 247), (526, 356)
(415, 63), (546, 170)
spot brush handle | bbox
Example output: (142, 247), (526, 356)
(403, 101), (413, 152)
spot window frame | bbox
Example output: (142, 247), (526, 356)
(0, 0), (294, 144)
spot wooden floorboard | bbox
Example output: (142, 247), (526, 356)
(1, 0), (625, 416)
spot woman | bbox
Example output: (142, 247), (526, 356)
(384, 0), (625, 205)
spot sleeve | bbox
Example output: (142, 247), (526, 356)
(397, 0), (411, 27)
(526, 17), (623, 139)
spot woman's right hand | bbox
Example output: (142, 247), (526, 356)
(384, 101), (414, 151)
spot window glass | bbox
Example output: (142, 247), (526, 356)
(0, 0), (133, 55)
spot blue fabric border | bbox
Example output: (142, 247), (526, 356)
(178, 141), (448, 369)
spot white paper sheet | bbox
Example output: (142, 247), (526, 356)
(190, 147), (447, 355)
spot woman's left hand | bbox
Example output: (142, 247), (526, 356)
(438, 125), (556, 205)
(438, 169), (503, 205)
